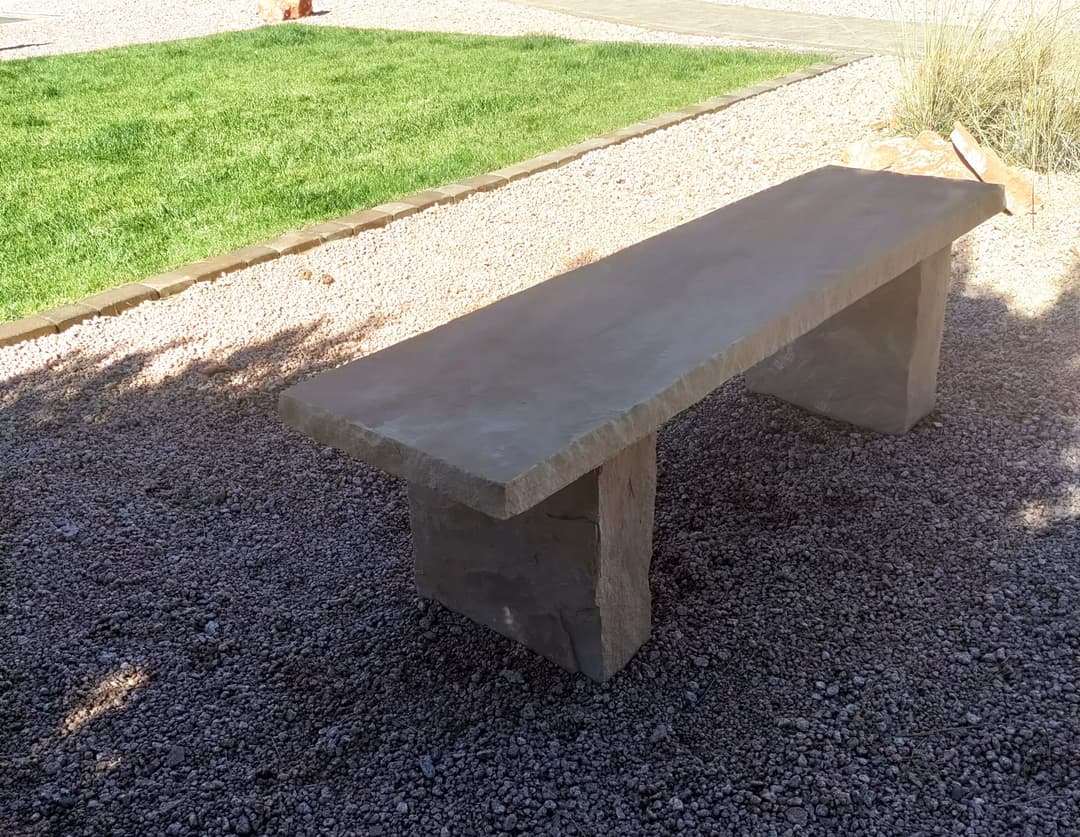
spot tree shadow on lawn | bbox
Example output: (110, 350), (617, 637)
(0, 253), (1077, 833)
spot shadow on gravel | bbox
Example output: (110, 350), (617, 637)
(0, 256), (1077, 835)
(0, 43), (51, 53)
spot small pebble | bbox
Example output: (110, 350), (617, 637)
(786, 806), (809, 826)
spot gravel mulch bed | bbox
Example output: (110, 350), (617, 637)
(0, 0), (751, 63)
(701, 0), (1076, 28)
(2, 57), (1079, 835)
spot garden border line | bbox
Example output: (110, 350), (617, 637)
(0, 55), (866, 350)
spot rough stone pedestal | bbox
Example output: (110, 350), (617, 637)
(745, 247), (952, 434)
(409, 433), (657, 682)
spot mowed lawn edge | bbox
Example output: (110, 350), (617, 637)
(0, 25), (824, 321)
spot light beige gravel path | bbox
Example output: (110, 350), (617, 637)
(0, 0), (765, 62)
(512, 0), (901, 53)
(700, 0), (1076, 27)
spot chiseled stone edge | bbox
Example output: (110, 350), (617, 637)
(0, 56), (863, 350)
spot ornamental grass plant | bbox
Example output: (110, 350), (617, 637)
(891, 0), (1080, 172)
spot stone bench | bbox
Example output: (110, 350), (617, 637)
(279, 166), (1003, 681)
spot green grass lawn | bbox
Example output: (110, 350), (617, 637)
(0, 25), (822, 321)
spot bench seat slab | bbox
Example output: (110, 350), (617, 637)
(745, 246), (951, 434)
(409, 433), (657, 682)
(279, 169), (1003, 520)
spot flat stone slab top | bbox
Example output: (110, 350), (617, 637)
(280, 166), (1003, 519)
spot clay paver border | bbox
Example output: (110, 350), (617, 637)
(0, 56), (865, 349)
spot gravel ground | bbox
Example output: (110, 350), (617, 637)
(700, 0), (1077, 27)
(2, 0), (1075, 64)
(2, 55), (1080, 836)
(0, 0), (753, 63)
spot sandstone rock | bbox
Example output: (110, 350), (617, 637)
(912, 130), (953, 154)
(951, 122), (1042, 216)
(257, 0), (312, 23)
(840, 137), (913, 171)
(892, 130), (979, 181)
(840, 132), (976, 181)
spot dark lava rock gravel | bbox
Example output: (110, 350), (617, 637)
(1, 273), (1078, 835)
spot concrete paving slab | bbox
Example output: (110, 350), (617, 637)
(511, 0), (904, 54)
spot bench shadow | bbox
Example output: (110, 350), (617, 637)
(647, 244), (1079, 826)
(0, 249), (1076, 831)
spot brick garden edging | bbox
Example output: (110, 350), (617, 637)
(0, 56), (865, 349)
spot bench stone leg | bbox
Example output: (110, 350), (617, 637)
(745, 247), (952, 434)
(408, 433), (657, 682)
